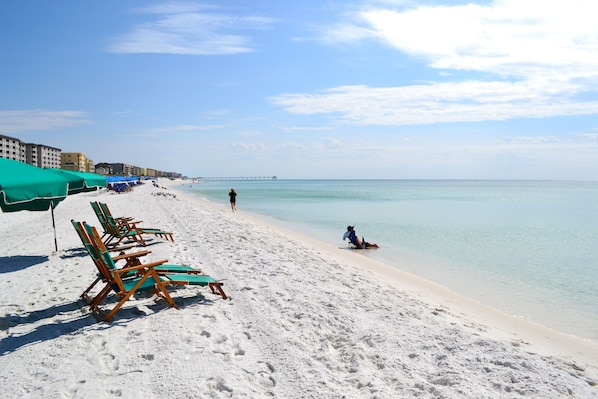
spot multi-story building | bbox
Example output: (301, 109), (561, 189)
(164, 171), (182, 178)
(27, 143), (61, 168)
(94, 163), (113, 175)
(0, 134), (26, 161)
(0, 134), (61, 167)
(1, 134), (181, 176)
(109, 163), (135, 176)
(85, 158), (95, 173)
(61, 152), (92, 172)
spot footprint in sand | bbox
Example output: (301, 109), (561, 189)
(99, 353), (119, 373)
(206, 377), (234, 394)
(256, 361), (276, 388)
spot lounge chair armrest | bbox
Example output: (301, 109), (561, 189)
(120, 220), (142, 226)
(108, 244), (136, 252)
(112, 250), (151, 261)
(114, 259), (169, 274)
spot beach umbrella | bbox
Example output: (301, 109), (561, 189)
(0, 158), (70, 251)
(0, 159), (69, 212)
(45, 168), (107, 194)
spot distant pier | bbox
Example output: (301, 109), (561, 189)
(196, 176), (277, 181)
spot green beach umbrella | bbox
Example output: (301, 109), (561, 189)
(0, 158), (70, 251)
(0, 158), (69, 212)
(45, 168), (107, 194)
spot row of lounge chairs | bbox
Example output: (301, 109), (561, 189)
(71, 201), (227, 322)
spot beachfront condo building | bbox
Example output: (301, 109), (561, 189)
(61, 152), (94, 172)
(1, 133), (178, 177)
(0, 134), (61, 168)
(0, 135), (25, 161)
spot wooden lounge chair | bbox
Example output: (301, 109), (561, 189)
(99, 202), (174, 242)
(90, 201), (147, 247)
(90, 201), (174, 247)
(84, 223), (226, 301)
(70, 221), (177, 321)
(75, 222), (228, 321)
(90, 201), (125, 243)
(71, 220), (202, 303)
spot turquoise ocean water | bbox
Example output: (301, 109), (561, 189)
(181, 180), (598, 342)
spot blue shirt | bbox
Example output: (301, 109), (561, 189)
(343, 230), (357, 245)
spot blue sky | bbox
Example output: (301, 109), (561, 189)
(1, 0), (598, 179)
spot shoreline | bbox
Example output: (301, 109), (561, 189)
(180, 179), (598, 343)
(169, 181), (598, 366)
(0, 179), (596, 398)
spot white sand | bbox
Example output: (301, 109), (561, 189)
(0, 179), (597, 399)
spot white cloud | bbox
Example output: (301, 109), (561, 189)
(360, 0), (598, 78)
(273, 0), (598, 126)
(501, 135), (561, 145)
(270, 82), (598, 125)
(280, 141), (307, 150)
(229, 142), (268, 152)
(144, 124), (227, 133)
(108, 3), (277, 55)
(317, 23), (378, 44)
(0, 110), (90, 134)
(134, 2), (216, 15)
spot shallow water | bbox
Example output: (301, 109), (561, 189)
(181, 179), (598, 342)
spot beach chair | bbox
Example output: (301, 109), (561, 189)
(71, 219), (143, 302)
(90, 201), (148, 247)
(91, 201), (175, 246)
(69, 221), (178, 321)
(90, 201), (112, 242)
(90, 201), (135, 242)
(100, 201), (174, 242)
(71, 220), (203, 304)
(81, 222), (227, 319)
(85, 223), (226, 300)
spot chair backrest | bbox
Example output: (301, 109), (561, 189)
(94, 201), (128, 238)
(99, 202), (115, 218)
(72, 220), (113, 281)
(71, 219), (98, 260)
(83, 222), (120, 272)
(90, 201), (113, 234)
(98, 202), (146, 246)
(99, 202), (132, 237)
(82, 222), (143, 299)
(99, 202), (118, 226)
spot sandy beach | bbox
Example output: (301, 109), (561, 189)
(0, 180), (597, 399)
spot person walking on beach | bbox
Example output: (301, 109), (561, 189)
(343, 225), (379, 249)
(228, 188), (237, 212)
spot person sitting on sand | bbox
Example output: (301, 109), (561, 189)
(343, 225), (379, 249)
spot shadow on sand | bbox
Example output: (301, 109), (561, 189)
(0, 255), (49, 274)
(0, 287), (221, 354)
(0, 301), (97, 355)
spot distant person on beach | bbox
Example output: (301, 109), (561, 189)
(228, 188), (237, 212)
(343, 225), (379, 249)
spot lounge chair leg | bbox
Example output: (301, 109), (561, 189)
(209, 282), (228, 300)
(101, 273), (154, 322)
(80, 277), (101, 303)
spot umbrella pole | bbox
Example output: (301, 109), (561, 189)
(51, 202), (58, 252)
